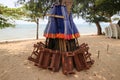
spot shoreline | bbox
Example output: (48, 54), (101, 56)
(0, 34), (98, 43)
(0, 37), (46, 43)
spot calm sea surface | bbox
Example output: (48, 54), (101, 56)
(0, 22), (108, 42)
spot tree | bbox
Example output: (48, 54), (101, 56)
(0, 15), (15, 29)
(0, 4), (15, 29)
(72, 0), (120, 35)
(0, 4), (24, 29)
(95, 0), (120, 23)
(72, 0), (110, 35)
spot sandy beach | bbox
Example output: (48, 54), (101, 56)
(0, 35), (120, 80)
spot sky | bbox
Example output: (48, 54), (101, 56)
(0, 0), (18, 8)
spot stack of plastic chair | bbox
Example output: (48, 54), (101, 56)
(105, 26), (112, 38)
(105, 24), (120, 39)
(110, 24), (120, 39)
(105, 26), (109, 37)
(116, 24), (120, 39)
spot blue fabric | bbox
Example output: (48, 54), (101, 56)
(44, 6), (57, 34)
(69, 13), (79, 34)
(44, 5), (79, 39)
(61, 6), (73, 35)
(55, 5), (64, 33)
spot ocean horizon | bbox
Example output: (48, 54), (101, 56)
(0, 20), (109, 42)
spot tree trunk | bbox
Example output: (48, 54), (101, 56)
(108, 15), (112, 24)
(95, 21), (102, 35)
(36, 18), (39, 40)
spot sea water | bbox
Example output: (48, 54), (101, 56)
(0, 21), (108, 42)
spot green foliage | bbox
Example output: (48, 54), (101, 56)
(95, 0), (120, 17)
(0, 15), (15, 29)
(17, 0), (57, 22)
(73, 0), (120, 23)
(0, 5), (14, 29)
(73, 0), (110, 23)
(0, 4), (25, 29)
(17, 0), (120, 21)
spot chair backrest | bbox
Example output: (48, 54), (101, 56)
(117, 20), (120, 27)
(116, 24), (120, 38)
(110, 24), (120, 39)
(105, 26), (109, 37)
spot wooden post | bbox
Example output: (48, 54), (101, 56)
(107, 44), (109, 54)
(62, 0), (73, 15)
(97, 50), (100, 59)
(36, 18), (39, 40)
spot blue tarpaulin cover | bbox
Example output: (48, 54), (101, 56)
(44, 4), (80, 40)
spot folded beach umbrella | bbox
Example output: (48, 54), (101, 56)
(44, 4), (80, 40)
